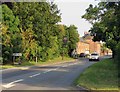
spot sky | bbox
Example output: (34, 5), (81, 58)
(54, 0), (99, 36)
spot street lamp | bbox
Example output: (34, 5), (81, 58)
(62, 36), (68, 60)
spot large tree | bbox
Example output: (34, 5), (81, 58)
(11, 2), (61, 61)
(2, 1), (80, 64)
(82, 2), (120, 58)
(1, 4), (21, 64)
(66, 25), (79, 56)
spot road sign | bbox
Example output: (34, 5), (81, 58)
(13, 53), (22, 56)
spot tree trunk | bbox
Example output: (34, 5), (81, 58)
(112, 50), (116, 59)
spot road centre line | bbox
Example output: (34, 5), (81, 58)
(68, 63), (75, 66)
(51, 68), (57, 71)
(43, 69), (53, 73)
(62, 65), (68, 67)
(43, 67), (61, 73)
(72, 62), (80, 65)
(29, 73), (41, 78)
(7, 79), (24, 85)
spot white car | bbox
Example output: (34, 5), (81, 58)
(89, 53), (99, 61)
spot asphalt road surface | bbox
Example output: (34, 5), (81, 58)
(1, 58), (99, 91)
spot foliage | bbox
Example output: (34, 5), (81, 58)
(12, 2), (61, 61)
(1, 4), (21, 64)
(21, 28), (38, 61)
(101, 43), (108, 53)
(2, 2), (79, 64)
(66, 25), (79, 56)
(82, 2), (120, 58)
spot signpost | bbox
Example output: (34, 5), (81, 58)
(13, 53), (22, 56)
(12, 53), (22, 65)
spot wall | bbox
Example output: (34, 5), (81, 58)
(76, 41), (89, 54)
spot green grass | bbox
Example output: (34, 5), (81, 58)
(1, 56), (74, 69)
(75, 59), (118, 90)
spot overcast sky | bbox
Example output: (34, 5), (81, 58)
(54, 0), (99, 36)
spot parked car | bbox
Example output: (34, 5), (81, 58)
(86, 54), (90, 58)
(79, 53), (86, 57)
(89, 53), (99, 61)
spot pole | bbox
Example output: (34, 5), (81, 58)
(36, 47), (37, 63)
(62, 46), (64, 60)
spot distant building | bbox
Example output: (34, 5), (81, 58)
(76, 41), (89, 54)
(85, 38), (101, 55)
(76, 32), (101, 55)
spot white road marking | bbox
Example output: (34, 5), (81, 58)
(68, 64), (74, 66)
(71, 62), (79, 65)
(53, 68), (57, 70)
(62, 62), (79, 67)
(29, 73), (41, 78)
(2, 79), (24, 89)
(43, 69), (53, 73)
(2, 84), (15, 88)
(53, 67), (59, 70)
(43, 67), (60, 73)
(62, 65), (67, 67)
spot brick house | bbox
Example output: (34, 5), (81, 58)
(85, 38), (101, 55)
(76, 40), (89, 54)
(76, 32), (101, 55)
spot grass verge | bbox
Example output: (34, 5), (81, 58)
(1, 56), (75, 69)
(75, 59), (118, 90)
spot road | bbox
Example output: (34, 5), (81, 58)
(1, 58), (97, 91)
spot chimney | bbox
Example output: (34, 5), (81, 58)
(84, 31), (89, 35)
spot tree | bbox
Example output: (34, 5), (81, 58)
(11, 2), (61, 61)
(66, 25), (79, 56)
(101, 43), (108, 55)
(2, 2), (80, 64)
(56, 25), (66, 56)
(21, 28), (38, 61)
(1, 4), (21, 64)
(82, 2), (120, 58)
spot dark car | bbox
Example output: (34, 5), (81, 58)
(79, 53), (86, 57)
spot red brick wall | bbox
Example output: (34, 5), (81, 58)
(86, 39), (101, 54)
(76, 41), (89, 54)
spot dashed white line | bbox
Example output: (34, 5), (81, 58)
(62, 62), (79, 67)
(62, 65), (68, 67)
(29, 73), (41, 78)
(43, 69), (53, 73)
(8, 79), (24, 84)
(43, 67), (60, 73)
(53, 68), (57, 70)
(68, 64), (74, 66)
